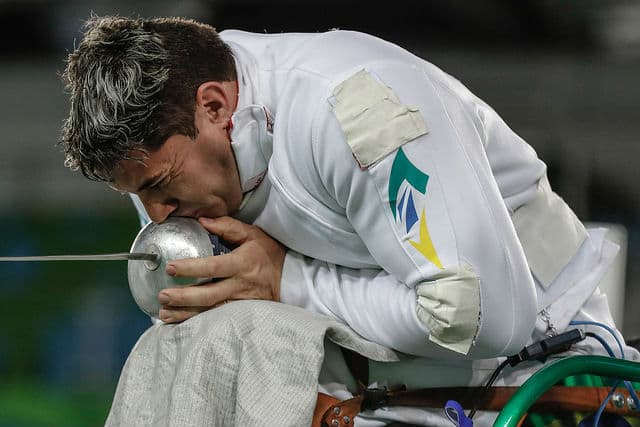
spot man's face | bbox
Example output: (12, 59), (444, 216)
(111, 104), (243, 223)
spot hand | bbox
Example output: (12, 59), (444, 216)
(157, 216), (286, 323)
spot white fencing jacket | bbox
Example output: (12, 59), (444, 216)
(218, 29), (624, 355)
(131, 29), (634, 424)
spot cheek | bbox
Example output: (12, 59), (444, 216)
(186, 143), (239, 202)
(181, 165), (226, 201)
(209, 151), (237, 187)
(179, 178), (211, 201)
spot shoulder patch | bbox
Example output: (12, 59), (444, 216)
(330, 69), (428, 168)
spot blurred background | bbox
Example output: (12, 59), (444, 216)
(0, 0), (639, 425)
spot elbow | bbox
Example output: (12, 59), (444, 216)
(416, 263), (537, 358)
(473, 287), (537, 358)
(416, 264), (482, 356)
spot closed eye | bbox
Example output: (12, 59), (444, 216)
(143, 173), (171, 193)
(154, 174), (172, 190)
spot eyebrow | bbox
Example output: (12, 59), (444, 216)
(137, 173), (164, 192)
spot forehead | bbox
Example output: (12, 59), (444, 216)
(110, 148), (165, 192)
(110, 134), (190, 192)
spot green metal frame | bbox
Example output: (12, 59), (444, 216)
(493, 356), (640, 427)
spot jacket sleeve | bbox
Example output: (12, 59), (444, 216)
(276, 63), (539, 358)
(280, 251), (441, 357)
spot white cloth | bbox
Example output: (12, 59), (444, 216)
(124, 29), (637, 426)
(106, 301), (397, 427)
(219, 29), (632, 359)
(221, 29), (539, 358)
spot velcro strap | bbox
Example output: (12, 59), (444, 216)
(330, 69), (428, 168)
(512, 176), (587, 288)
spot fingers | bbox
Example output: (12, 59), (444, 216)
(159, 300), (233, 323)
(159, 306), (203, 323)
(159, 275), (274, 311)
(157, 217), (284, 323)
(158, 275), (272, 322)
(167, 252), (244, 279)
(159, 280), (237, 308)
(198, 216), (252, 245)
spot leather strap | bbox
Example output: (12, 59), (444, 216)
(314, 393), (342, 427)
(340, 346), (369, 389)
(319, 394), (363, 427)
(316, 385), (640, 426)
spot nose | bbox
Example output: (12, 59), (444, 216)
(142, 198), (179, 223)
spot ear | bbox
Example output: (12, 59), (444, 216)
(195, 81), (236, 125)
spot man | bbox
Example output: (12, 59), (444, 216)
(61, 16), (636, 426)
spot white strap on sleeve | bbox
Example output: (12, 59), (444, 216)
(534, 228), (620, 336)
(512, 176), (587, 288)
(416, 263), (480, 355)
(330, 69), (428, 168)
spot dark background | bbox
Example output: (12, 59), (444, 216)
(0, 1), (639, 425)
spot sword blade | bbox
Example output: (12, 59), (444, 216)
(0, 252), (159, 262)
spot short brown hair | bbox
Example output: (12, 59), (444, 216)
(61, 15), (236, 181)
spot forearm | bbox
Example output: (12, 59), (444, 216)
(280, 251), (430, 355)
(280, 251), (534, 359)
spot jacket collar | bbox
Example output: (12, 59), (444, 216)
(225, 40), (274, 222)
